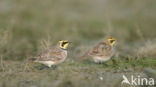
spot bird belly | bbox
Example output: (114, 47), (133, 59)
(37, 61), (55, 67)
(93, 56), (110, 63)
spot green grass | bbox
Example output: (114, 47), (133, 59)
(0, 57), (156, 87)
(0, 0), (156, 87)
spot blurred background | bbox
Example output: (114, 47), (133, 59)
(0, 0), (156, 59)
(0, 0), (156, 87)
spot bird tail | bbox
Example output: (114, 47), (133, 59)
(80, 52), (89, 59)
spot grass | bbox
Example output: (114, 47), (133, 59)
(0, 57), (156, 87)
(0, 0), (156, 87)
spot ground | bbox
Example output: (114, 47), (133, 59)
(0, 58), (156, 87)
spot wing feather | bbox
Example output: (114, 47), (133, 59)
(35, 47), (65, 61)
(88, 42), (111, 56)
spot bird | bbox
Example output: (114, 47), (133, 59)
(31, 40), (70, 68)
(81, 37), (117, 63)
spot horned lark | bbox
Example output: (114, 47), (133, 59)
(82, 37), (116, 63)
(31, 40), (69, 68)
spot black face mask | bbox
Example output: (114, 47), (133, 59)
(110, 40), (115, 44)
(62, 42), (68, 47)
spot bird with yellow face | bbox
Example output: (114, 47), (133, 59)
(82, 37), (117, 63)
(31, 40), (70, 68)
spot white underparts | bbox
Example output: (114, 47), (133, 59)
(37, 61), (55, 67)
(93, 56), (111, 63)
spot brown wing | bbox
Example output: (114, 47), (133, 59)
(35, 47), (65, 61)
(88, 42), (112, 57)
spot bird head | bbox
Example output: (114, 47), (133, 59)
(106, 37), (116, 46)
(59, 40), (70, 50)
